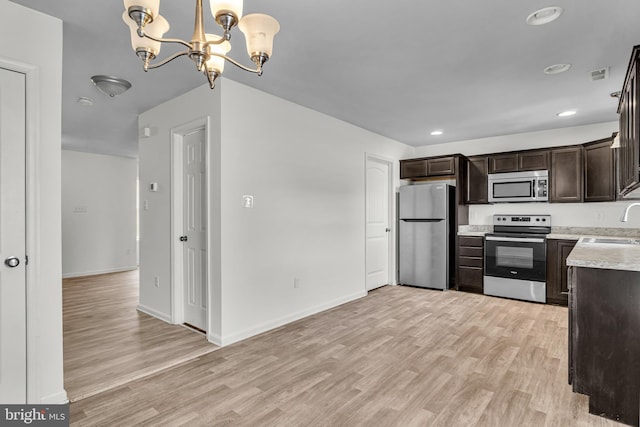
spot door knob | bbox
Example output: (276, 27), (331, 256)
(179, 236), (188, 242)
(385, 228), (391, 233)
(5, 257), (19, 268)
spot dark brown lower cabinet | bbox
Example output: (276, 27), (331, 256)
(569, 266), (640, 426)
(457, 235), (483, 293)
(545, 239), (577, 306)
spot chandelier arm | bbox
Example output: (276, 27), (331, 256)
(138, 29), (193, 49)
(146, 50), (191, 70)
(210, 53), (262, 75)
(202, 35), (231, 49)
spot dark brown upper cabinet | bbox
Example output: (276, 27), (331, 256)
(617, 45), (640, 197)
(584, 136), (616, 202)
(465, 156), (488, 204)
(550, 146), (583, 203)
(400, 155), (456, 179)
(488, 150), (549, 174)
(519, 150), (550, 171)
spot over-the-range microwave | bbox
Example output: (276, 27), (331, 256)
(488, 170), (548, 203)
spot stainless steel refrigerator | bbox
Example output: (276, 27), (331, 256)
(398, 183), (455, 290)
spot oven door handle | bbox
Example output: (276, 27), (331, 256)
(485, 236), (545, 243)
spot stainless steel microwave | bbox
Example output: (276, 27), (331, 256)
(488, 170), (548, 203)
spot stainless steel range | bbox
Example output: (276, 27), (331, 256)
(484, 214), (551, 303)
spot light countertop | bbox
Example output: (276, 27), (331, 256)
(566, 237), (640, 272)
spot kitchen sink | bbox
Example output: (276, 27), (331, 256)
(582, 237), (640, 245)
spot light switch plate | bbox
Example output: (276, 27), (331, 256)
(243, 195), (254, 208)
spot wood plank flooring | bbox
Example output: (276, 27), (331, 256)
(69, 284), (622, 426)
(63, 270), (218, 402)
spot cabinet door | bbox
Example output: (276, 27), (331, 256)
(465, 156), (488, 204)
(488, 153), (518, 173)
(618, 55), (640, 196)
(519, 150), (550, 171)
(550, 146), (584, 202)
(400, 159), (428, 179)
(427, 157), (455, 176)
(546, 239), (576, 306)
(584, 138), (615, 202)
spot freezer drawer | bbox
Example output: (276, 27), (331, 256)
(398, 220), (448, 290)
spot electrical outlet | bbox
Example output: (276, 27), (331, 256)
(293, 278), (300, 289)
(143, 200), (149, 211)
(154, 276), (160, 288)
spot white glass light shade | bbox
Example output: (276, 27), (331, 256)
(123, 0), (160, 18)
(123, 12), (170, 55)
(238, 14), (280, 58)
(210, 0), (243, 20)
(205, 34), (231, 73)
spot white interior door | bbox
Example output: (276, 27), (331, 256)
(182, 128), (207, 331)
(366, 156), (391, 291)
(0, 67), (27, 403)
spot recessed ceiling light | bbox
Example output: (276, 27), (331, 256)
(544, 64), (571, 75)
(557, 110), (576, 117)
(77, 97), (94, 106)
(430, 130), (443, 136)
(526, 7), (563, 26)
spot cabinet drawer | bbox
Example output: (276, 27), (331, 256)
(458, 267), (483, 293)
(459, 256), (483, 268)
(459, 236), (484, 247)
(459, 246), (483, 258)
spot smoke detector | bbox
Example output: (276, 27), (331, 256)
(590, 68), (610, 81)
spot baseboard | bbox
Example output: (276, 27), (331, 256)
(207, 332), (222, 347)
(62, 266), (138, 279)
(38, 390), (68, 405)
(137, 304), (172, 323)
(219, 290), (367, 347)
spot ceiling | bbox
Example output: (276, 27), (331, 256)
(10, 0), (640, 158)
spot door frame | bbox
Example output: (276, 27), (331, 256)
(0, 57), (41, 402)
(170, 117), (211, 334)
(364, 153), (395, 291)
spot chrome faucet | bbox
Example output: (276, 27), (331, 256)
(620, 203), (640, 222)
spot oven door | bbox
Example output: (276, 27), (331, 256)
(484, 235), (546, 282)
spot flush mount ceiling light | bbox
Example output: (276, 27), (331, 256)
(122, 0), (280, 90)
(544, 63), (571, 75)
(90, 75), (132, 97)
(557, 110), (577, 117)
(430, 130), (444, 136)
(526, 7), (563, 26)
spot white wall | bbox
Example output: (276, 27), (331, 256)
(62, 150), (138, 277)
(413, 122), (618, 157)
(218, 80), (412, 344)
(412, 121), (640, 229)
(0, 0), (66, 403)
(138, 78), (413, 346)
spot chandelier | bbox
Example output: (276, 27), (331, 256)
(122, 0), (280, 89)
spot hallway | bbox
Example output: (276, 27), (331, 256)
(63, 270), (218, 401)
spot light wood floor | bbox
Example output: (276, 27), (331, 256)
(63, 270), (218, 402)
(69, 284), (621, 426)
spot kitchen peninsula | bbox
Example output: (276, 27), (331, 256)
(566, 237), (640, 426)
